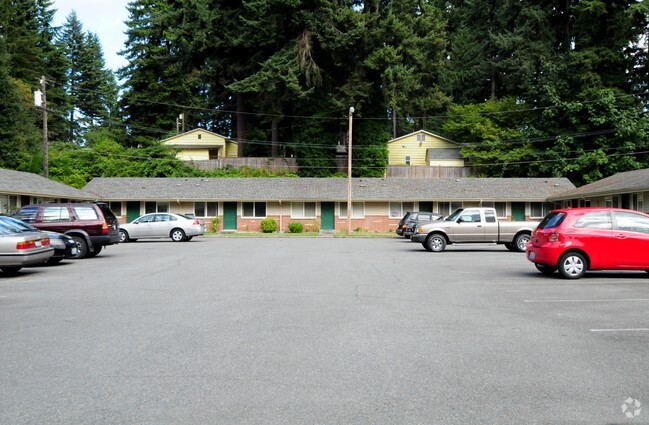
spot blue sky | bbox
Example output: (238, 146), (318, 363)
(52, 0), (130, 71)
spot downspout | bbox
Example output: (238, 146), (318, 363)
(279, 200), (283, 233)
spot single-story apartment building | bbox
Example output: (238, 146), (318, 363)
(83, 177), (575, 232)
(548, 168), (648, 212)
(0, 168), (96, 214)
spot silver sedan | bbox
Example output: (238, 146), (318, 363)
(119, 213), (205, 242)
(0, 221), (54, 274)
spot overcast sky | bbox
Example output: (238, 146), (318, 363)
(52, 0), (130, 71)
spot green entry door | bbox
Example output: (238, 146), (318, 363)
(126, 201), (140, 223)
(511, 202), (525, 221)
(321, 202), (335, 230)
(223, 202), (237, 231)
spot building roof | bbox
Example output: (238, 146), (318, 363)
(160, 128), (231, 144)
(0, 168), (96, 200)
(387, 129), (459, 145)
(84, 177), (575, 202)
(549, 168), (649, 201)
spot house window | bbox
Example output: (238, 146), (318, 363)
(578, 199), (592, 207)
(339, 202), (364, 218)
(195, 202), (218, 217)
(145, 202), (169, 214)
(242, 202), (266, 218)
(389, 202), (414, 218)
(291, 202), (316, 218)
(605, 197), (619, 208)
(109, 202), (122, 217)
(481, 202), (507, 218)
(530, 202), (553, 218)
(631, 194), (644, 212)
(405, 155), (411, 165)
(416, 133), (425, 142)
(198, 134), (202, 139)
(0, 195), (18, 214)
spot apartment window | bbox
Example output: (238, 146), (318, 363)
(416, 133), (425, 142)
(0, 195), (17, 214)
(339, 202), (364, 218)
(530, 202), (554, 218)
(438, 202), (464, 216)
(145, 202), (169, 214)
(389, 202), (414, 218)
(481, 202), (507, 218)
(291, 202), (316, 218)
(109, 202), (122, 217)
(405, 155), (411, 165)
(195, 202), (218, 217)
(242, 202), (266, 218)
(631, 194), (644, 212)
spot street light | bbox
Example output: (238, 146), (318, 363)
(346, 106), (354, 235)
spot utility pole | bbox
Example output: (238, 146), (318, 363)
(346, 106), (354, 235)
(34, 76), (48, 178)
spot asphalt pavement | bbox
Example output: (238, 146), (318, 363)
(1, 237), (648, 424)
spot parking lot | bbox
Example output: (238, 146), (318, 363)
(1, 237), (648, 424)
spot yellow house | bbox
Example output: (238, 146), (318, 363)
(162, 129), (238, 160)
(387, 130), (464, 167)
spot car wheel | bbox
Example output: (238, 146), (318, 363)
(71, 236), (88, 259)
(425, 234), (446, 252)
(171, 228), (186, 242)
(535, 263), (556, 275)
(85, 245), (103, 258)
(119, 229), (129, 243)
(1, 266), (22, 274)
(558, 252), (586, 279)
(514, 233), (531, 252)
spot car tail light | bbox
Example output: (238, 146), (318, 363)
(102, 222), (109, 234)
(16, 238), (49, 249)
(193, 220), (201, 226)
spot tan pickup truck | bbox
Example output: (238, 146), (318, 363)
(410, 207), (538, 252)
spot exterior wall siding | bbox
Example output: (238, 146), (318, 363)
(388, 133), (460, 166)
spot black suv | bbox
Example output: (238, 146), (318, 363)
(12, 202), (120, 258)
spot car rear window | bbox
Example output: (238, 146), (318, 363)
(97, 204), (117, 220)
(537, 211), (566, 229)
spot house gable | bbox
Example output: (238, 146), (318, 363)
(162, 129), (236, 160)
(387, 130), (463, 166)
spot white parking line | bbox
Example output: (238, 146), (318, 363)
(524, 298), (649, 303)
(590, 328), (649, 332)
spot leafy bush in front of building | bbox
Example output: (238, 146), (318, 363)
(287, 222), (304, 233)
(260, 218), (277, 233)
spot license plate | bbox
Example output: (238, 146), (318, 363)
(529, 251), (536, 260)
(35, 241), (42, 247)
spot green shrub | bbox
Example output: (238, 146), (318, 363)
(287, 222), (304, 233)
(260, 218), (278, 233)
(210, 216), (220, 232)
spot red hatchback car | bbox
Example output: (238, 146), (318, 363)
(526, 207), (649, 279)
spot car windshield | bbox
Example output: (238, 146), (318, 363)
(537, 211), (566, 229)
(444, 209), (464, 222)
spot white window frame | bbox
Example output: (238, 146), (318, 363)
(389, 202), (414, 218)
(145, 201), (169, 214)
(194, 201), (219, 217)
(416, 133), (425, 142)
(291, 202), (316, 219)
(405, 155), (411, 165)
(530, 202), (553, 219)
(481, 201), (507, 218)
(339, 202), (364, 219)
(242, 202), (267, 218)
(109, 201), (122, 217)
